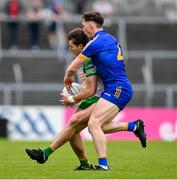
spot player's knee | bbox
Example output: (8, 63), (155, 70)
(88, 121), (97, 134)
(69, 114), (82, 127)
(69, 119), (78, 128)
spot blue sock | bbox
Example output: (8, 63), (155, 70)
(98, 157), (108, 169)
(128, 122), (137, 131)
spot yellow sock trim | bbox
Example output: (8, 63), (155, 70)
(98, 156), (107, 159)
(50, 145), (56, 151)
(79, 158), (88, 161)
(125, 122), (128, 130)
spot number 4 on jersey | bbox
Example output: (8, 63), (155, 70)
(117, 44), (124, 60)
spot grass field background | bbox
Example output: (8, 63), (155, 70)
(0, 139), (176, 179)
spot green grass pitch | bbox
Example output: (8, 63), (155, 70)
(0, 139), (176, 179)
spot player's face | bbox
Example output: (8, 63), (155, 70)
(82, 19), (94, 39)
(68, 40), (84, 56)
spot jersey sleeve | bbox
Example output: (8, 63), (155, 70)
(83, 59), (97, 77)
(79, 35), (100, 61)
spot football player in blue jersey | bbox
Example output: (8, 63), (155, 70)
(64, 11), (147, 170)
(26, 27), (146, 170)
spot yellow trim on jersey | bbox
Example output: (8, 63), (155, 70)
(117, 44), (124, 60)
(118, 49), (123, 60)
(83, 34), (100, 51)
(79, 53), (89, 60)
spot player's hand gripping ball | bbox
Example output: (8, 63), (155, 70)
(62, 82), (81, 97)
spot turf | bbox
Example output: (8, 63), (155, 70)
(0, 139), (176, 179)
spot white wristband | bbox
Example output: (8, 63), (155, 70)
(68, 96), (75, 103)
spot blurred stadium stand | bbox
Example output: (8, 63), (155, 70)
(0, 0), (177, 107)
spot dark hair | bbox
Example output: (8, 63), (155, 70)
(68, 28), (89, 46)
(82, 11), (104, 27)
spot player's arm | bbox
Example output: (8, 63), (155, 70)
(66, 57), (98, 104)
(72, 75), (97, 102)
(64, 56), (85, 87)
(61, 75), (97, 106)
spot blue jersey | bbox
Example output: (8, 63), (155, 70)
(79, 30), (132, 110)
(79, 30), (128, 86)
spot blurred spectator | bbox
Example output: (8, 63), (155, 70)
(26, 0), (44, 51)
(44, 0), (64, 49)
(3, 0), (24, 50)
(74, 0), (86, 14)
(92, 0), (114, 26)
(154, 0), (177, 20)
(0, 0), (6, 14)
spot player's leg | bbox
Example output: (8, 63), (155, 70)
(70, 117), (143, 163)
(103, 121), (128, 133)
(69, 132), (92, 170)
(103, 119), (147, 148)
(69, 133), (87, 161)
(68, 108), (88, 168)
(54, 108), (93, 170)
(88, 98), (119, 170)
(25, 104), (95, 164)
(67, 117), (145, 169)
(49, 104), (94, 150)
(47, 103), (97, 168)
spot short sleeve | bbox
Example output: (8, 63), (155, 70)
(79, 35), (100, 60)
(83, 59), (97, 77)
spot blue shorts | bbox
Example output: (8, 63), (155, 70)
(101, 81), (133, 110)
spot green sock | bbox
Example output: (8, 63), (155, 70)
(80, 159), (89, 167)
(43, 147), (54, 158)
